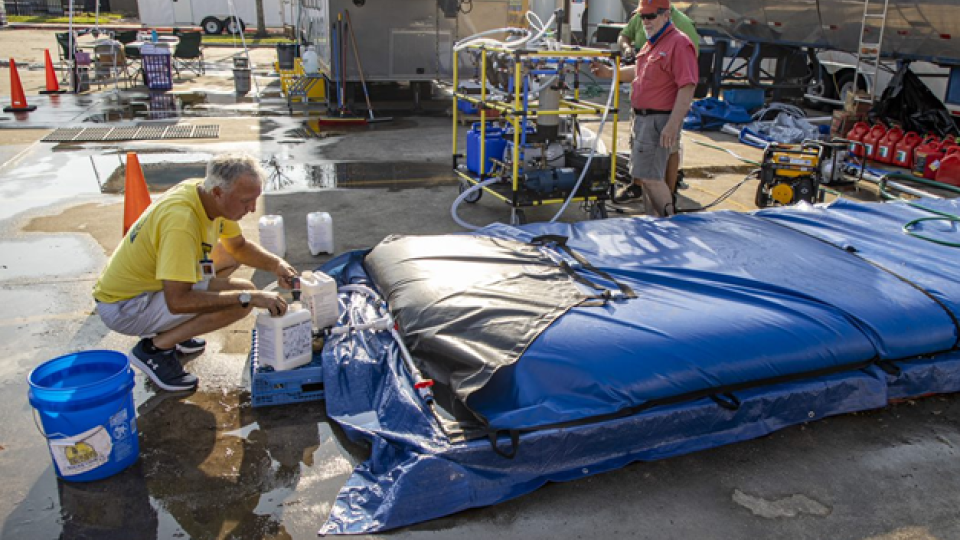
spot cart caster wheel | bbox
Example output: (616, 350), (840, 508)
(589, 201), (609, 220)
(510, 208), (527, 226)
(459, 180), (481, 203)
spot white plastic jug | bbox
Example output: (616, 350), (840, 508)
(300, 270), (340, 330)
(258, 215), (286, 258)
(302, 45), (319, 74)
(307, 211), (334, 255)
(255, 303), (313, 371)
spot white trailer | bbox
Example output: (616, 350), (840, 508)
(136, 0), (292, 34)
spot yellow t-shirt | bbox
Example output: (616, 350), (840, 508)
(93, 179), (241, 303)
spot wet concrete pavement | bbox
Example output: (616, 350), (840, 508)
(1, 83), (959, 540)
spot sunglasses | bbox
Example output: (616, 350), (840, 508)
(639, 12), (661, 20)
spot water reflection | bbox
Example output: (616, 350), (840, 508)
(83, 91), (275, 122)
(100, 155), (456, 194)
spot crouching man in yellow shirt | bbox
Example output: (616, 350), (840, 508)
(93, 153), (297, 391)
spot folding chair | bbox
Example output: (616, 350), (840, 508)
(55, 32), (74, 83)
(172, 32), (205, 77)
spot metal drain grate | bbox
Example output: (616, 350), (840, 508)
(43, 124), (220, 143)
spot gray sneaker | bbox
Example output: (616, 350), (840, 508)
(130, 339), (199, 392)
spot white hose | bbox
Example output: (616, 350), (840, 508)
(547, 70), (618, 223)
(335, 284), (433, 401)
(450, 176), (503, 230)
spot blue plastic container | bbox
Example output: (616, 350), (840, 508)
(467, 122), (507, 175)
(457, 99), (479, 115)
(723, 88), (765, 112)
(28, 351), (139, 482)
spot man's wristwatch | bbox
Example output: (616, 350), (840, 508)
(238, 292), (252, 308)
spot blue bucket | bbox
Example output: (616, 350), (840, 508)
(28, 350), (139, 482)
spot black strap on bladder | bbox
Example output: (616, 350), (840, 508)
(530, 235), (637, 302)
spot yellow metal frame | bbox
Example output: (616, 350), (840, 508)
(276, 59), (326, 102)
(452, 44), (621, 211)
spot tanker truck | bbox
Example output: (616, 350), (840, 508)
(614, 0), (960, 112)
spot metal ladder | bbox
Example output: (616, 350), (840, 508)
(852, 0), (890, 104)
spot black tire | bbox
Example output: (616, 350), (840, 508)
(835, 71), (866, 106)
(804, 66), (836, 111)
(224, 16), (245, 35)
(589, 201), (608, 220)
(459, 180), (481, 203)
(201, 16), (224, 35)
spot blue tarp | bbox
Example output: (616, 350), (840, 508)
(317, 199), (960, 534)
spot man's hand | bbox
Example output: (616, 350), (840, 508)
(275, 259), (298, 290)
(252, 290), (288, 317)
(590, 61), (612, 79)
(660, 119), (681, 149)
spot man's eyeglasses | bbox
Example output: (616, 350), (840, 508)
(639, 12), (661, 20)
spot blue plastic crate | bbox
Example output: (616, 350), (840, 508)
(249, 330), (325, 407)
(142, 53), (172, 90)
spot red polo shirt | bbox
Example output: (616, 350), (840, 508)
(631, 24), (698, 111)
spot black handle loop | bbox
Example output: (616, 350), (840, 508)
(487, 430), (520, 459)
(710, 393), (741, 411)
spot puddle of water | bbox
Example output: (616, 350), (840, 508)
(100, 154), (456, 193)
(82, 91), (282, 122)
(0, 238), (100, 280)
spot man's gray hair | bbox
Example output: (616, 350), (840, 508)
(203, 153), (265, 192)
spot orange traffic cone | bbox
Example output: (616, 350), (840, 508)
(39, 50), (66, 95)
(4, 59), (38, 113)
(123, 153), (152, 236)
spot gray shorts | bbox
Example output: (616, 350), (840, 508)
(96, 281), (209, 338)
(629, 113), (681, 181)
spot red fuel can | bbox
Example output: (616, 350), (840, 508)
(862, 124), (887, 161)
(892, 131), (922, 169)
(846, 122), (871, 158)
(875, 126), (904, 164)
(913, 138), (942, 177)
(935, 147), (960, 187)
(915, 139), (948, 179)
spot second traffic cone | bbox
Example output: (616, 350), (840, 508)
(39, 50), (66, 95)
(3, 59), (37, 113)
(123, 153), (152, 236)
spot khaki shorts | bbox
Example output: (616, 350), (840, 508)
(96, 280), (209, 338)
(629, 113), (681, 181)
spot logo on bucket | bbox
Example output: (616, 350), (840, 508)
(49, 425), (112, 476)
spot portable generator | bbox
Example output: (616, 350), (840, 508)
(755, 144), (825, 208)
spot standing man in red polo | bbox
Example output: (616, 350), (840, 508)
(592, 0), (698, 216)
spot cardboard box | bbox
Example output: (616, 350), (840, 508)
(831, 110), (865, 138)
(844, 91), (873, 116)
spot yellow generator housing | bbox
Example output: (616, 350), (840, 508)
(755, 145), (824, 208)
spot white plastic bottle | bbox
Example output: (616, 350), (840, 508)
(300, 270), (340, 330)
(307, 211), (334, 255)
(256, 302), (313, 371)
(302, 45), (319, 74)
(258, 215), (286, 258)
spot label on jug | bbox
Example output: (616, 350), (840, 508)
(282, 320), (313, 362)
(895, 150), (906, 162)
(49, 425), (112, 476)
(879, 147), (889, 158)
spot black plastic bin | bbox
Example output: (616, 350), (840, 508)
(276, 43), (301, 70)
